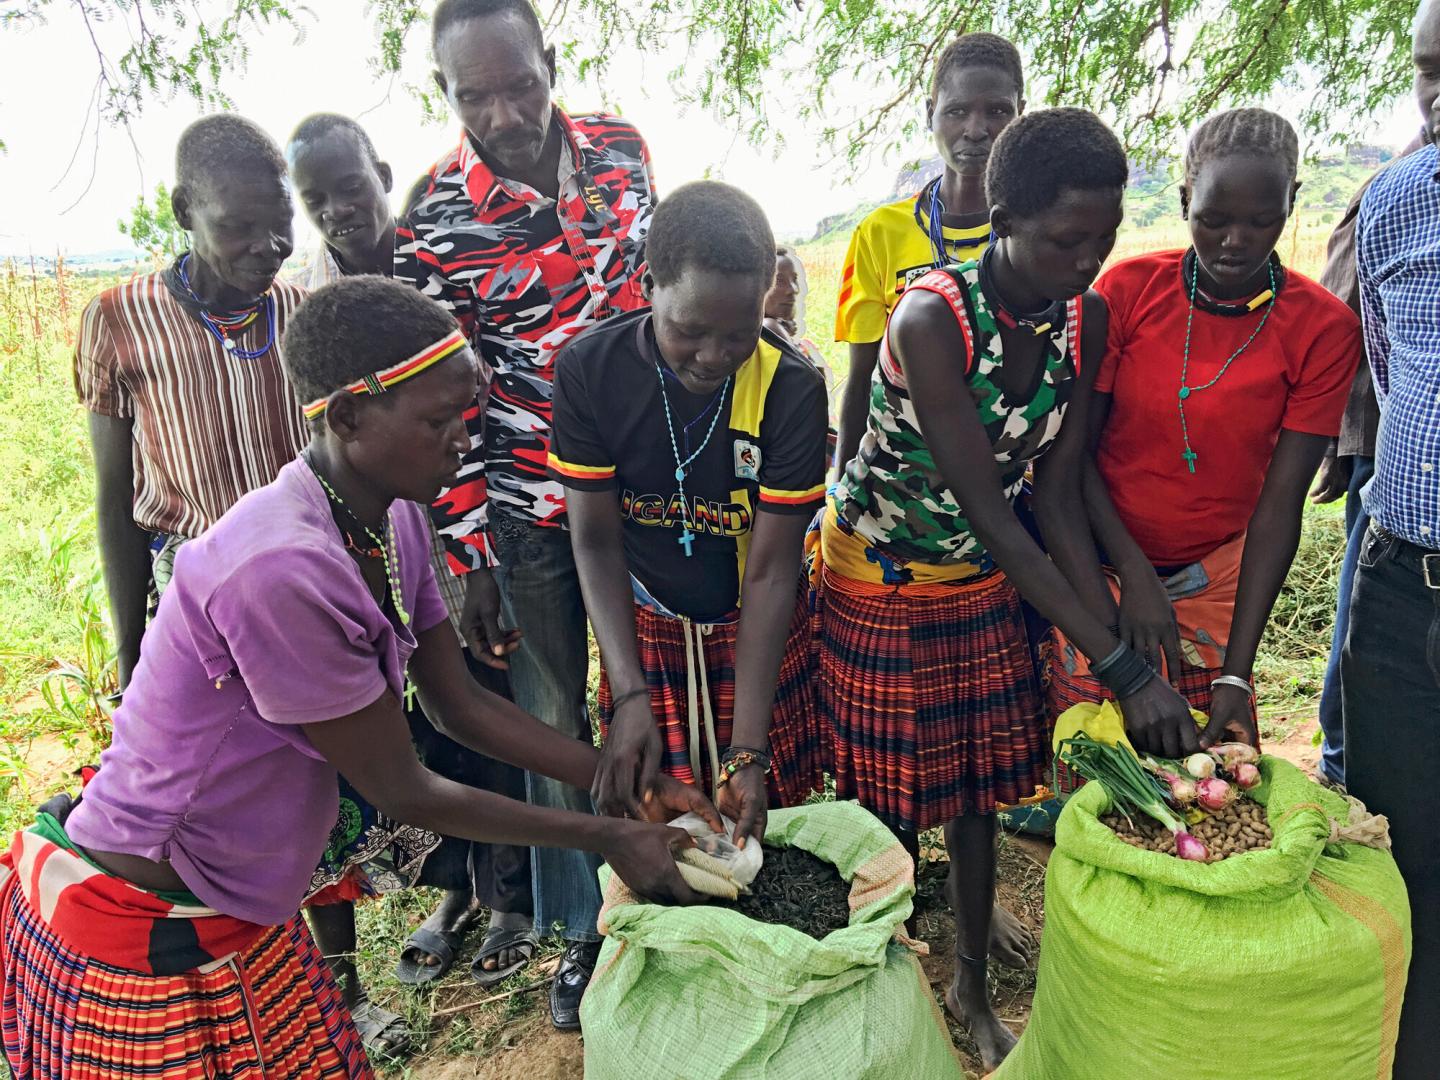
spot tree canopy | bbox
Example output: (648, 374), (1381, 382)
(3, 0), (1421, 161)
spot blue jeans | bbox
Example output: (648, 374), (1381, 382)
(1342, 523), (1440, 1078)
(1316, 454), (1374, 785)
(489, 513), (602, 943)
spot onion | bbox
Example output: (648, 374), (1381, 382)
(1183, 753), (1217, 779)
(1233, 762), (1261, 790)
(1168, 776), (1198, 805)
(1175, 832), (1210, 861)
(1211, 742), (1260, 770)
(1196, 777), (1233, 812)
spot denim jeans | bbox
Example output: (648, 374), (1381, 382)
(1316, 454), (1375, 785)
(1342, 523), (1440, 1078)
(489, 512), (602, 943)
(409, 650), (532, 916)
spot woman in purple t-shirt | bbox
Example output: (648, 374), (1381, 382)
(0, 277), (717, 1079)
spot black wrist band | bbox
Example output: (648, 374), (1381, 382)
(1091, 643), (1130, 677)
(610, 688), (649, 712)
(1092, 644), (1154, 697)
(1113, 665), (1157, 699)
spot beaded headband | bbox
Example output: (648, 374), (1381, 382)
(302, 329), (468, 420)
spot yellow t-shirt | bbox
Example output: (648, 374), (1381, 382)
(834, 194), (991, 344)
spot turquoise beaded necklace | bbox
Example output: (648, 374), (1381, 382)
(1177, 253), (1277, 474)
(656, 366), (731, 558)
(304, 451), (410, 625)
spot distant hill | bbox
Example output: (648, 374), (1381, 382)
(802, 142), (1400, 244)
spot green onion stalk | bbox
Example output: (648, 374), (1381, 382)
(1059, 735), (1210, 861)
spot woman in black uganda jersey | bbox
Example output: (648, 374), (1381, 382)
(547, 181), (828, 848)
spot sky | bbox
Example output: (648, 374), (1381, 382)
(0, 2), (1425, 259)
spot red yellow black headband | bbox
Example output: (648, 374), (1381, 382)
(303, 329), (468, 420)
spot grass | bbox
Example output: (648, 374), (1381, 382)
(0, 207), (1349, 1073)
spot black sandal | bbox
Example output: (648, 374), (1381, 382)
(469, 923), (538, 988)
(394, 927), (464, 986)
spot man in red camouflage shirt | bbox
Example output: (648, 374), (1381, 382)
(394, 0), (656, 1030)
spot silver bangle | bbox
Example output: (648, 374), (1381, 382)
(1211, 675), (1254, 699)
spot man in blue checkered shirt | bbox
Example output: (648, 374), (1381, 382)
(1349, 1), (1440, 1071)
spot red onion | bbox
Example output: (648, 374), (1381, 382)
(1175, 832), (1209, 861)
(1196, 777), (1233, 812)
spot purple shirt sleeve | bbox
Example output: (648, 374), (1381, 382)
(206, 547), (393, 726)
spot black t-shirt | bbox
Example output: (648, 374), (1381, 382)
(548, 310), (827, 621)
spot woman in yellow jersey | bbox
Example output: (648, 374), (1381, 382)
(833, 32), (1025, 475)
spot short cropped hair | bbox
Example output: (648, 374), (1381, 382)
(1184, 108), (1299, 185)
(286, 113), (382, 168)
(986, 107), (1128, 219)
(176, 114), (286, 193)
(431, 0), (543, 56)
(283, 276), (460, 406)
(647, 181), (775, 289)
(931, 32), (1024, 99)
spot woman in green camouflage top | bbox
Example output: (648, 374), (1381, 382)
(834, 252), (1079, 574)
(813, 108), (1195, 1072)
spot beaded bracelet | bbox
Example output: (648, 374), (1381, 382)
(716, 747), (772, 788)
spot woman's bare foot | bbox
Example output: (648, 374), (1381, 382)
(988, 902), (1033, 969)
(946, 866), (1033, 969)
(945, 967), (1018, 1071)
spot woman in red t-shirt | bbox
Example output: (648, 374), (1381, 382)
(1045, 108), (1361, 750)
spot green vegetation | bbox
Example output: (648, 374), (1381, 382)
(0, 264), (113, 836)
(119, 184), (187, 265)
(3, 0), (1418, 162)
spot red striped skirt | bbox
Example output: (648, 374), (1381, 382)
(0, 876), (371, 1079)
(597, 586), (823, 807)
(816, 565), (1047, 832)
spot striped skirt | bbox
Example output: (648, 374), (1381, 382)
(816, 564), (1047, 832)
(597, 584), (823, 807)
(0, 877), (371, 1078)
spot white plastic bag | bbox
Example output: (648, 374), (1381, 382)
(667, 812), (764, 898)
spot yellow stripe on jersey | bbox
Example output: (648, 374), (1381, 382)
(729, 336), (786, 599)
(729, 336), (783, 439)
(759, 482), (827, 506)
(547, 453), (617, 481)
(835, 194), (990, 344)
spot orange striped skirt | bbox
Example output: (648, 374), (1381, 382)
(816, 563), (1046, 832)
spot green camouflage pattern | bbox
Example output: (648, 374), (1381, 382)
(834, 262), (1078, 570)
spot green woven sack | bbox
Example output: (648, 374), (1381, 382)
(993, 757), (1410, 1080)
(581, 801), (966, 1080)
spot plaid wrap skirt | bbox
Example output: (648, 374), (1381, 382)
(598, 583), (824, 807)
(816, 563), (1047, 833)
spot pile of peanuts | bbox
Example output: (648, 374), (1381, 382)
(1101, 799), (1274, 862)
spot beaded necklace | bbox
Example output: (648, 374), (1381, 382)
(655, 366), (732, 558)
(1177, 251), (1277, 474)
(177, 252), (277, 359)
(304, 451), (410, 625)
(979, 245), (1065, 337)
(914, 177), (993, 269)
